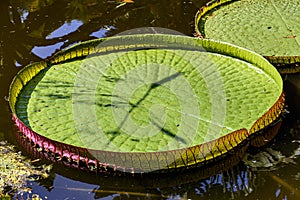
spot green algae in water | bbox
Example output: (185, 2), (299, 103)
(0, 141), (51, 197)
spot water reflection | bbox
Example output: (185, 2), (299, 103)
(1, 0), (300, 199)
(17, 135), (257, 199)
(1, 0), (199, 70)
(14, 118), (300, 199)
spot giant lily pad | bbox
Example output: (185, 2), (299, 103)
(9, 34), (284, 173)
(195, 0), (300, 74)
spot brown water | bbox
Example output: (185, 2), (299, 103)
(1, 0), (300, 199)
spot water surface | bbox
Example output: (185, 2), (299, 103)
(1, 0), (300, 199)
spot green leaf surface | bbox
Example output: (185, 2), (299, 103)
(196, 0), (300, 64)
(13, 34), (282, 153)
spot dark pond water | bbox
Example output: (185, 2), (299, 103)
(1, 0), (300, 199)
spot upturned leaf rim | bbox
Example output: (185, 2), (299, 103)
(9, 34), (285, 173)
(195, 0), (300, 74)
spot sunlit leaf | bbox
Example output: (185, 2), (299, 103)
(195, 0), (300, 73)
(10, 34), (284, 173)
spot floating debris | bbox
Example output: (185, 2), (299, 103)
(243, 142), (300, 171)
(0, 141), (51, 198)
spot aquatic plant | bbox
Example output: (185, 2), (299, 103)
(195, 0), (300, 73)
(9, 34), (284, 174)
(0, 141), (51, 198)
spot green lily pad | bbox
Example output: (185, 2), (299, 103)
(9, 34), (284, 173)
(195, 0), (300, 73)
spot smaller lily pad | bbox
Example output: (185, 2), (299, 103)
(195, 0), (300, 73)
